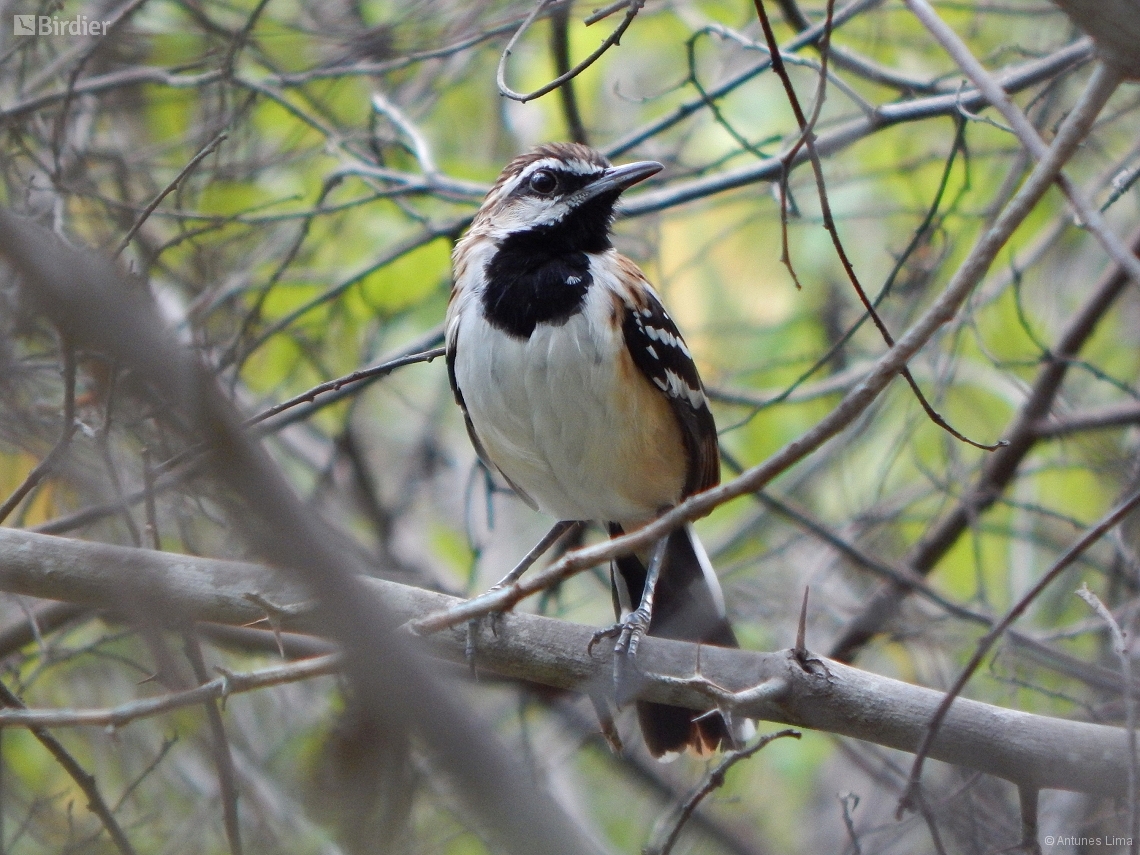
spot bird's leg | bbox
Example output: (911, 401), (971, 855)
(466, 520), (579, 672)
(590, 534), (669, 705)
(493, 519), (577, 589)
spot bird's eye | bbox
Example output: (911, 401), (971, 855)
(529, 170), (558, 194)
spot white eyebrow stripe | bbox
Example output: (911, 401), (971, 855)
(518, 159), (566, 180)
(563, 158), (604, 175)
(516, 158), (604, 186)
(492, 160), (563, 199)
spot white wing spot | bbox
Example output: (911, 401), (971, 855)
(663, 368), (705, 408)
(642, 323), (693, 358)
(645, 345), (658, 359)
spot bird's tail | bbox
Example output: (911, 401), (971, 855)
(609, 522), (749, 758)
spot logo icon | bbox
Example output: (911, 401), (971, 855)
(11, 14), (109, 36)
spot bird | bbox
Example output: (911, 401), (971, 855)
(446, 142), (746, 757)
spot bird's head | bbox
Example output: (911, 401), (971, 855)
(469, 143), (662, 249)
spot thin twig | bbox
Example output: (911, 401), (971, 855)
(219, 0), (272, 76)
(1032, 400), (1140, 438)
(644, 730), (801, 855)
(113, 132), (228, 258)
(183, 634), (243, 855)
(141, 448), (161, 551)
(245, 346), (446, 428)
(550, 2), (589, 145)
(755, 0), (1001, 451)
(372, 92), (438, 174)
(497, 0), (643, 103)
(899, 486), (1140, 818)
(839, 792), (863, 855)
(1076, 584), (1138, 853)
(0, 680), (139, 855)
(904, 2), (1139, 288)
(584, 0), (630, 26)
(912, 790), (948, 855)
(0, 654), (340, 729)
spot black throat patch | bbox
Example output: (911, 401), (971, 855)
(480, 198), (616, 339)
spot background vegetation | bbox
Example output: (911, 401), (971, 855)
(0, 0), (1138, 852)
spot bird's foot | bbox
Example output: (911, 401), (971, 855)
(589, 606), (652, 706)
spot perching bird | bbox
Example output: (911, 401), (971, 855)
(446, 142), (744, 757)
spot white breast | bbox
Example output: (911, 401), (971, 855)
(450, 269), (683, 524)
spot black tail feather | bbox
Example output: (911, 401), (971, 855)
(609, 523), (742, 757)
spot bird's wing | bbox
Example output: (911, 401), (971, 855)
(613, 255), (720, 496)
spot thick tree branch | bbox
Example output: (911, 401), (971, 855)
(0, 528), (1132, 799)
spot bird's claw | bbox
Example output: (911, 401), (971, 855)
(464, 585), (507, 676)
(588, 622), (622, 656)
(613, 606), (651, 657)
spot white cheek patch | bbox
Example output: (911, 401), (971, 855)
(485, 198), (571, 238)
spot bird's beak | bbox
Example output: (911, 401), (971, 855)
(571, 160), (663, 205)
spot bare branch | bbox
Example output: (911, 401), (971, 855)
(899, 486), (1140, 817)
(0, 680), (138, 855)
(0, 652), (338, 729)
(183, 633), (243, 855)
(621, 39), (1092, 214)
(645, 730), (802, 855)
(0, 528), (1134, 799)
(1076, 584), (1138, 849)
(496, 0), (643, 103)
(830, 69), (1137, 662)
(114, 132), (228, 258)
